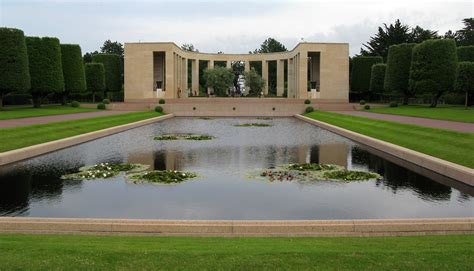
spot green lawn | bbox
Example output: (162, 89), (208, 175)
(304, 111), (474, 168)
(0, 111), (162, 152)
(369, 105), (474, 123)
(0, 234), (472, 270)
(0, 105), (97, 120)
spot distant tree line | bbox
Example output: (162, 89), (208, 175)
(351, 18), (473, 107)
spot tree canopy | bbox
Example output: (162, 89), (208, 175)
(61, 44), (86, 94)
(0, 27), (30, 107)
(26, 36), (64, 107)
(360, 19), (439, 59)
(181, 43), (198, 52)
(203, 67), (234, 96)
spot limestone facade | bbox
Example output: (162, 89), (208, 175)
(124, 42), (349, 101)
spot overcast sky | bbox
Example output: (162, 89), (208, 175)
(1, 0), (472, 56)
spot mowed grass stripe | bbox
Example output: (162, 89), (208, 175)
(0, 112), (162, 152)
(304, 111), (474, 168)
(369, 105), (474, 123)
(0, 234), (472, 270)
(0, 105), (98, 120)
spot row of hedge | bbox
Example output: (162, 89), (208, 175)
(0, 27), (122, 107)
(352, 41), (473, 107)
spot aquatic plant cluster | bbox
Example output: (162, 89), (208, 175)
(234, 123), (272, 127)
(61, 163), (147, 180)
(154, 134), (215, 141)
(62, 163), (198, 184)
(128, 170), (198, 184)
(254, 163), (381, 182)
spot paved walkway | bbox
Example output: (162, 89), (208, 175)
(0, 111), (135, 128)
(335, 111), (474, 133)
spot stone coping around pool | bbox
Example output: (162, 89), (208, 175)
(295, 114), (474, 187)
(0, 114), (174, 166)
(0, 217), (472, 237)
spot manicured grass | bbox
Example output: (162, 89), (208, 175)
(305, 111), (474, 168)
(369, 105), (474, 123)
(0, 105), (98, 120)
(0, 111), (162, 152)
(0, 234), (472, 270)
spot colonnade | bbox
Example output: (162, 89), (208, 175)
(167, 51), (309, 98)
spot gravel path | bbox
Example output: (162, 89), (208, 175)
(0, 111), (135, 128)
(334, 111), (474, 133)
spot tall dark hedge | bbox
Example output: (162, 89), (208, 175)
(0, 28), (30, 106)
(455, 61), (474, 107)
(350, 56), (383, 94)
(92, 53), (121, 93)
(85, 63), (105, 103)
(384, 43), (416, 104)
(61, 44), (86, 94)
(369, 64), (386, 95)
(409, 39), (457, 107)
(457, 46), (474, 62)
(26, 36), (64, 107)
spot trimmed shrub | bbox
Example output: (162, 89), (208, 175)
(92, 54), (121, 93)
(71, 100), (80, 107)
(455, 61), (474, 107)
(60, 44), (86, 98)
(409, 39), (458, 107)
(364, 104), (370, 110)
(304, 99), (311, 104)
(155, 106), (163, 113)
(97, 103), (106, 110)
(0, 28), (30, 107)
(457, 46), (474, 62)
(369, 64), (386, 96)
(359, 100), (366, 105)
(158, 99), (165, 104)
(102, 98), (110, 104)
(389, 101), (398, 107)
(85, 63), (105, 103)
(244, 68), (266, 96)
(26, 36), (65, 107)
(384, 43), (416, 105)
(350, 56), (383, 95)
(305, 106), (314, 113)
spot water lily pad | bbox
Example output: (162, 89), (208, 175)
(322, 170), (381, 181)
(249, 163), (381, 183)
(62, 163), (149, 180)
(154, 134), (215, 141)
(127, 170), (198, 184)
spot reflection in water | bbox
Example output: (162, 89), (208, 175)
(351, 147), (452, 201)
(0, 117), (471, 219)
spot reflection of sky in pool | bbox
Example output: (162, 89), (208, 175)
(0, 117), (472, 219)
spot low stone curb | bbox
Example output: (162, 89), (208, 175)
(0, 217), (472, 237)
(0, 114), (174, 166)
(295, 114), (474, 186)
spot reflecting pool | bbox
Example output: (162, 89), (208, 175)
(0, 117), (472, 219)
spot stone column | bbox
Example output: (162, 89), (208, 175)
(298, 52), (308, 99)
(288, 58), (294, 98)
(262, 60), (268, 95)
(226, 60), (231, 69)
(182, 57), (188, 96)
(191, 59), (199, 95)
(276, 59), (284, 96)
(165, 51), (174, 97)
(208, 60), (214, 69)
(244, 61), (250, 73)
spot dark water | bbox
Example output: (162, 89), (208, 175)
(0, 117), (472, 219)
